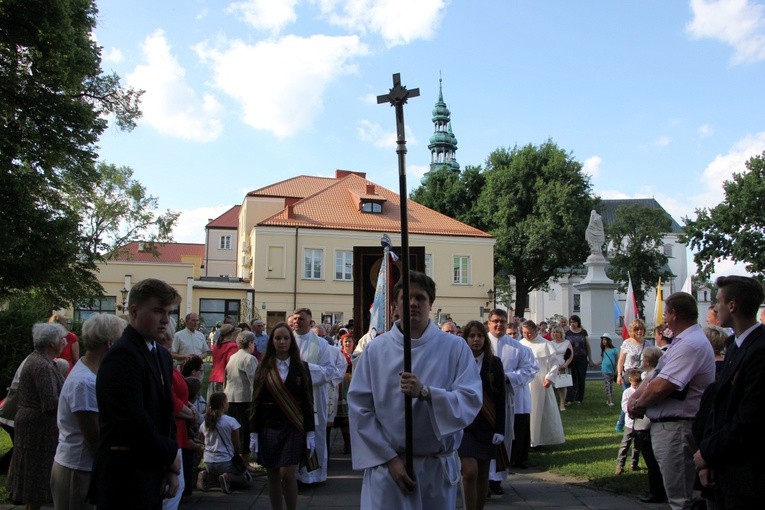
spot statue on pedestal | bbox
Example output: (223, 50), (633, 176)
(585, 210), (605, 256)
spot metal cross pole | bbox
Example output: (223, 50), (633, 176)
(377, 73), (419, 478)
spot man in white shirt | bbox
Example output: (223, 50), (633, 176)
(171, 313), (210, 364)
(348, 271), (482, 510)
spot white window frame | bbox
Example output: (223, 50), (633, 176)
(335, 250), (353, 281)
(453, 255), (471, 285)
(219, 235), (232, 250)
(424, 254), (433, 278)
(303, 248), (324, 280)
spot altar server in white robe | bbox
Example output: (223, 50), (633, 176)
(520, 320), (565, 447)
(349, 271), (482, 510)
(293, 308), (336, 484)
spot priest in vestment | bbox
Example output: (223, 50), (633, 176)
(348, 272), (482, 510)
(520, 320), (565, 447)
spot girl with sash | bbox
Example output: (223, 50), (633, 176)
(249, 322), (315, 510)
(458, 321), (506, 510)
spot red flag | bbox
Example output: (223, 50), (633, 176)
(622, 275), (638, 339)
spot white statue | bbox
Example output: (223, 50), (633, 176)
(585, 210), (605, 256)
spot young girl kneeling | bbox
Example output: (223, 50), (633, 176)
(198, 392), (251, 493)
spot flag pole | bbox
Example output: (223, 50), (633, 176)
(377, 73), (419, 478)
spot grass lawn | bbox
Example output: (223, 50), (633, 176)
(528, 379), (648, 495)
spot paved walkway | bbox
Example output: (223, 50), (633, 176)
(1, 432), (669, 509)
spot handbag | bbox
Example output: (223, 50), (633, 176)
(551, 370), (573, 388)
(300, 449), (320, 472)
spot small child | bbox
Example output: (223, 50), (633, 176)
(632, 347), (666, 503)
(197, 392), (251, 493)
(614, 369), (642, 474)
(600, 334), (618, 407)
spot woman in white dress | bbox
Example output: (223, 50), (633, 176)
(549, 325), (573, 412)
(519, 320), (565, 448)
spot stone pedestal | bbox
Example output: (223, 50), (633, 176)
(575, 254), (618, 362)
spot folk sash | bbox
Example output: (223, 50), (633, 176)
(265, 366), (304, 434)
(481, 387), (511, 471)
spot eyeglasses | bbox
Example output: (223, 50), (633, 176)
(489, 319), (507, 324)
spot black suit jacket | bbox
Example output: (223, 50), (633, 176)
(699, 324), (765, 498)
(89, 324), (178, 509)
(251, 360), (315, 433)
(466, 355), (506, 435)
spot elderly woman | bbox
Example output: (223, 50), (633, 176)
(48, 312), (80, 369)
(224, 330), (259, 467)
(51, 313), (126, 510)
(6, 322), (67, 510)
(208, 324), (240, 401)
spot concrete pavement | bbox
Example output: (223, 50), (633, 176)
(1, 430), (670, 509)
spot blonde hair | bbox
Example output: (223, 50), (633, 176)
(703, 326), (728, 356)
(628, 319), (646, 337)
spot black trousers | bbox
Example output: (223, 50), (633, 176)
(510, 413), (530, 465)
(566, 356), (588, 403)
(633, 429), (665, 500)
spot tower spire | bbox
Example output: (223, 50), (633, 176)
(428, 74), (459, 174)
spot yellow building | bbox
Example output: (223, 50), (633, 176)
(84, 170), (495, 334)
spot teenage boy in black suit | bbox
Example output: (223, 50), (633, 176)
(695, 275), (765, 510)
(89, 278), (181, 509)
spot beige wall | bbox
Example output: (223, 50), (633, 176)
(250, 226), (495, 327)
(205, 227), (237, 277)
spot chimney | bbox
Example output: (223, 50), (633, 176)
(366, 184), (375, 195)
(287, 205), (295, 218)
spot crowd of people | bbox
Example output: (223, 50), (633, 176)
(2, 273), (764, 510)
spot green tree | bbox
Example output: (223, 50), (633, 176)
(605, 205), (674, 318)
(682, 151), (765, 278)
(410, 165), (486, 227)
(0, 0), (142, 305)
(479, 140), (598, 313)
(71, 162), (180, 259)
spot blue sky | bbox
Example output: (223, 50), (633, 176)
(93, 0), (765, 274)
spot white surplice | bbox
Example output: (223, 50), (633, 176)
(348, 321), (482, 510)
(295, 330), (335, 484)
(520, 335), (565, 446)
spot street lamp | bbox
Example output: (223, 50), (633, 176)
(487, 288), (495, 309)
(120, 287), (128, 312)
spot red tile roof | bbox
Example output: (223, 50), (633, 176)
(247, 176), (336, 199)
(109, 242), (205, 263)
(206, 205), (240, 228)
(258, 173), (491, 238)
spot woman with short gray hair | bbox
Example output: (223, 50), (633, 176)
(7, 322), (67, 509)
(51, 313), (125, 510)
(225, 330), (259, 467)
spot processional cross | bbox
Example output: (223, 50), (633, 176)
(377, 73), (419, 478)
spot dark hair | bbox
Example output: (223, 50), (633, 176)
(181, 355), (203, 377)
(393, 271), (436, 305)
(294, 307), (313, 318)
(489, 309), (508, 320)
(205, 392), (227, 433)
(521, 320), (537, 332)
(250, 322), (313, 422)
(715, 275), (765, 318)
(237, 322), (251, 331)
(127, 278), (181, 308)
(626, 368), (642, 384)
(600, 335), (615, 353)
(185, 376), (202, 400)
(568, 315), (581, 328)
(664, 292), (699, 322)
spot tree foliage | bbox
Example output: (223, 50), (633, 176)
(605, 205), (674, 318)
(0, 0), (142, 306)
(682, 151), (765, 279)
(411, 139), (598, 313)
(71, 163), (180, 259)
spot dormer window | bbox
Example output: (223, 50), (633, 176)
(361, 201), (382, 213)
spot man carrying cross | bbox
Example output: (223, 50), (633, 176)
(348, 271), (482, 509)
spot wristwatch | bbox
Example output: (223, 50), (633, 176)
(418, 385), (430, 401)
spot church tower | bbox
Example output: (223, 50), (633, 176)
(428, 78), (460, 173)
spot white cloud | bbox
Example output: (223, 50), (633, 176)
(227, 0), (297, 33)
(127, 30), (223, 142)
(582, 155), (602, 179)
(653, 135), (672, 147)
(318, 0), (447, 47)
(356, 120), (418, 148)
(195, 34), (368, 138)
(103, 47), (123, 63)
(687, 0), (765, 64)
(692, 131), (765, 208)
(698, 123), (713, 137)
(173, 205), (232, 243)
